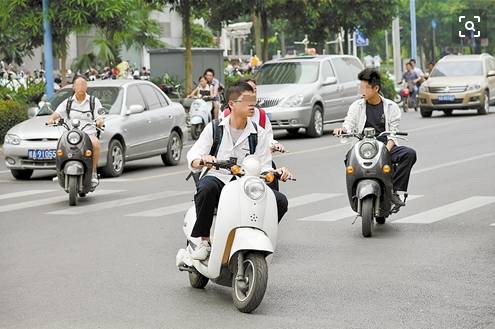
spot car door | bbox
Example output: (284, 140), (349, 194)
(122, 85), (154, 158)
(137, 83), (172, 154)
(319, 60), (342, 122)
(332, 57), (363, 115)
(486, 58), (495, 103)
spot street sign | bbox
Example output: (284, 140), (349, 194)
(432, 19), (437, 30)
(355, 31), (369, 47)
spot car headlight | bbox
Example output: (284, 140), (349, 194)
(467, 83), (481, 91)
(4, 134), (21, 145)
(244, 178), (266, 200)
(359, 142), (378, 159)
(67, 131), (82, 145)
(282, 94), (305, 107)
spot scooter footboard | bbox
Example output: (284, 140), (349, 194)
(229, 227), (274, 262)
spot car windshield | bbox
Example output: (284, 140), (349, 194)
(254, 62), (320, 84)
(430, 61), (484, 77)
(37, 87), (123, 116)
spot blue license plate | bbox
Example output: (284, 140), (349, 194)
(438, 95), (455, 102)
(28, 149), (56, 160)
(266, 112), (272, 120)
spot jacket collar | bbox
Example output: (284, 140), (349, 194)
(220, 116), (258, 147)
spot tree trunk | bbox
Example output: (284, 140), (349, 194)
(261, 10), (269, 62)
(252, 11), (261, 57)
(183, 0), (192, 95)
(60, 36), (68, 86)
(343, 27), (349, 55)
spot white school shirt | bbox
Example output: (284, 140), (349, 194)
(55, 94), (103, 135)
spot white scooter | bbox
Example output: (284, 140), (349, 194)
(176, 156), (280, 313)
(189, 95), (213, 140)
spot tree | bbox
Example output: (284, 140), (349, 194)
(190, 23), (216, 48)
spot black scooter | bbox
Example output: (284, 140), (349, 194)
(48, 118), (103, 206)
(340, 128), (408, 237)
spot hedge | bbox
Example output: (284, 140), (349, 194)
(0, 100), (28, 144)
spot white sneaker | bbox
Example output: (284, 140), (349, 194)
(190, 240), (211, 261)
(91, 173), (99, 188)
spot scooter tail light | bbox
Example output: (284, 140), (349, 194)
(346, 166), (354, 175)
(56, 150), (64, 157)
(84, 150), (92, 157)
(383, 165), (391, 174)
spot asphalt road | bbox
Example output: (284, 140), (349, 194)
(1, 109), (494, 329)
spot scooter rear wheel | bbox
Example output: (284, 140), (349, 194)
(191, 123), (204, 140)
(361, 196), (374, 237)
(232, 252), (268, 313)
(68, 175), (78, 206)
(188, 271), (209, 289)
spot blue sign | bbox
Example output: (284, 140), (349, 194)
(432, 19), (437, 29)
(355, 31), (369, 47)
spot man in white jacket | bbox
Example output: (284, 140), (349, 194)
(334, 68), (417, 206)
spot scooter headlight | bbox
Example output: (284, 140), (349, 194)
(359, 142), (378, 159)
(244, 178), (266, 200)
(67, 131), (82, 145)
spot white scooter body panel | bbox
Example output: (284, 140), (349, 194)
(190, 99), (212, 125)
(181, 175), (278, 279)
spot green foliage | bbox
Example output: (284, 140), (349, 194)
(0, 82), (45, 105)
(380, 72), (397, 101)
(0, 100), (28, 143)
(225, 73), (253, 89)
(189, 23), (217, 48)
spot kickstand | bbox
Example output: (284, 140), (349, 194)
(351, 214), (359, 225)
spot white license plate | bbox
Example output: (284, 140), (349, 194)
(28, 149), (56, 160)
(438, 95), (455, 102)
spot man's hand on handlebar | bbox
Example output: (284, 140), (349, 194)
(96, 118), (104, 128)
(271, 142), (285, 153)
(274, 167), (295, 182)
(192, 155), (217, 169)
(333, 127), (347, 136)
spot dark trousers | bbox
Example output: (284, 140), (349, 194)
(391, 145), (417, 192)
(191, 175), (288, 238)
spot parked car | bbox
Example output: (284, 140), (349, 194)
(418, 53), (495, 117)
(3, 80), (187, 180)
(254, 55), (364, 137)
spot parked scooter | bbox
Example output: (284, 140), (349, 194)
(176, 156), (287, 313)
(189, 95), (214, 140)
(47, 118), (104, 206)
(340, 128), (408, 237)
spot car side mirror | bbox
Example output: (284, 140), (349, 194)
(41, 94), (49, 102)
(323, 76), (337, 85)
(126, 104), (145, 115)
(28, 106), (39, 118)
(487, 70), (495, 77)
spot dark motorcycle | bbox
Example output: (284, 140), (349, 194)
(341, 128), (408, 237)
(48, 118), (103, 206)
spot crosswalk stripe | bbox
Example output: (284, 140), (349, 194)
(298, 195), (423, 222)
(393, 196), (495, 224)
(288, 193), (342, 209)
(47, 190), (191, 215)
(0, 190), (122, 214)
(127, 201), (193, 217)
(0, 190), (54, 201)
(490, 223), (495, 227)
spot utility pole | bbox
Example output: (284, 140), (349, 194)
(385, 30), (389, 61)
(392, 17), (402, 83)
(42, 0), (54, 98)
(410, 0), (417, 62)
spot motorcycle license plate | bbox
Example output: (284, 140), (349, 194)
(28, 149), (56, 160)
(438, 95), (455, 102)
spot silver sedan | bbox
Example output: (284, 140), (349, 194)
(3, 80), (187, 179)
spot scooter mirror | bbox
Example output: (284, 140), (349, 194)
(71, 119), (81, 128)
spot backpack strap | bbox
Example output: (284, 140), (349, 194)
(90, 95), (95, 120)
(65, 98), (73, 119)
(248, 122), (258, 155)
(258, 107), (267, 129)
(209, 119), (224, 157)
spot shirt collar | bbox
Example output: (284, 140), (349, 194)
(220, 116), (258, 134)
(71, 93), (90, 104)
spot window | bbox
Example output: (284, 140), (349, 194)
(321, 61), (335, 79)
(430, 61), (483, 77)
(153, 87), (170, 107)
(138, 84), (162, 110)
(126, 86), (146, 109)
(332, 57), (362, 83)
(254, 62), (320, 84)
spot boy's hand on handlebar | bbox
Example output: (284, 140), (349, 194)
(271, 142), (285, 153)
(275, 167), (295, 182)
(333, 127), (347, 136)
(96, 118), (104, 128)
(194, 155), (216, 169)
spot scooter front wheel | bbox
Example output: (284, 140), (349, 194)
(189, 271), (209, 289)
(190, 123), (204, 140)
(68, 175), (78, 206)
(232, 252), (268, 313)
(361, 196), (374, 237)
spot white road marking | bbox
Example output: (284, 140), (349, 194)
(47, 190), (191, 215)
(490, 223), (495, 226)
(0, 190), (54, 201)
(0, 190), (123, 214)
(0, 170), (10, 174)
(299, 195), (423, 222)
(393, 196), (495, 224)
(288, 193), (342, 208)
(127, 201), (193, 217)
(412, 152), (495, 175)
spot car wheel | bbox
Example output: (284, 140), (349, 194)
(420, 107), (432, 118)
(478, 91), (489, 115)
(102, 139), (125, 177)
(10, 169), (33, 180)
(306, 105), (324, 138)
(162, 130), (182, 166)
(443, 109), (453, 116)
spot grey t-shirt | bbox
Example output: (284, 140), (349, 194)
(230, 126), (243, 145)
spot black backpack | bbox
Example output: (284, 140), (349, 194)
(187, 119), (258, 187)
(66, 95), (96, 120)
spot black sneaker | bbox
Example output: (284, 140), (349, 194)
(390, 192), (406, 207)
